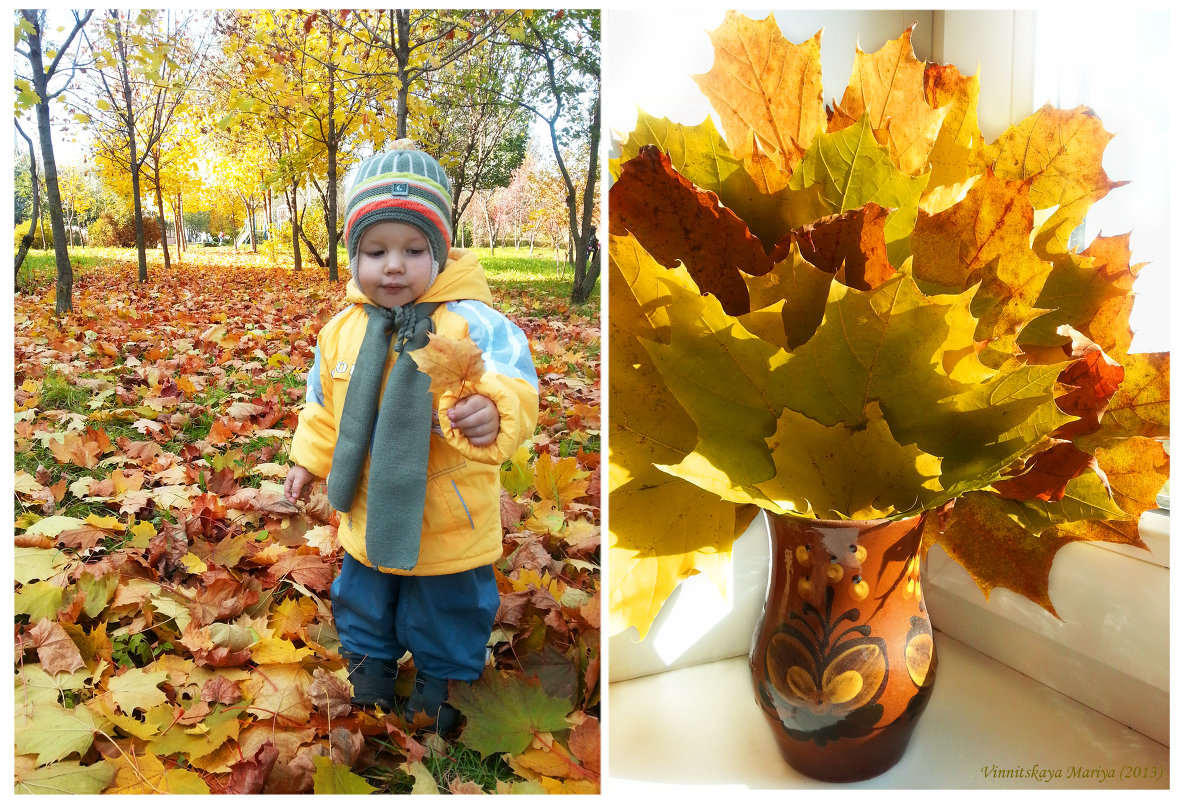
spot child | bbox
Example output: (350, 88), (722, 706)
(284, 141), (539, 734)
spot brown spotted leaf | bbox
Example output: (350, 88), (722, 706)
(975, 104), (1128, 257)
(1100, 352), (1169, 441)
(610, 146), (769, 316)
(1093, 437), (1169, 520)
(937, 491), (1079, 616)
(785, 203), (895, 290)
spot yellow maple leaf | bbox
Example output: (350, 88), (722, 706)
(508, 734), (587, 781)
(509, 568), (565, 599)
(524, 498), (566, 536)
(409, 325), (485, 399)
(244, 663), (313, 723)
(533, 453), (590, 508)
(175, 374), (197, 397)
(838, 23), (949, 176)
(127, 519), (156, 547)
(180, 553), (207, 575)
(251, 636), (313, 665)
(693, 11), (824, 172)
(106, 750), (210, 794)
(269, 596), (318, 638)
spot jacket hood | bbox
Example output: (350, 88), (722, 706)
(345, 247), (493, 308)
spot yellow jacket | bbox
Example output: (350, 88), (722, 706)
(290, 249), (539, 575)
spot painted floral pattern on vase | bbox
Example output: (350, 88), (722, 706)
(760, 585), (888, 746)
(750, 513), (938, 782)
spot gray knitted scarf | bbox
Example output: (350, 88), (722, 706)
(327, 301), (439, 569)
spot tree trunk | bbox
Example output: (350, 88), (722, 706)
(246, 199), (258, 252)
(394, 10), (411, 139)
(153, 153), (171, 270)
(326, 24), (340, 282)
(112, 15), (148, 283)
(27, 29), (74, 309)
(175, 192), (185, 257)
(14, 122), (40, 287)
(570, 93), (601, 304)
(289, 180), (303, 272)
(18, 9), (92, 310)
(229, 199), (239, 251)
(481, 194), (496, 255)
(39, 196), (48, 251)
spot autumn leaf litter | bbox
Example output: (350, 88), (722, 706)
(13, 249), (601, 794)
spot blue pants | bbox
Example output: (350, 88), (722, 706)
(330, 552), (500, 682)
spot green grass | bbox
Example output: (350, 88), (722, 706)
(360, 739), (515, 793)
(424, 741), (516, 792)
(475, 247), (572, 296)
(15, 243), (600, 315)
(16, 247), (118, 290)
(38, 371), (92, 413)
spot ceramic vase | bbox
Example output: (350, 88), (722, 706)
(749, 513), (937, 782)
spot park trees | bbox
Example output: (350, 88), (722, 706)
(83, 9), (212, 282)
(217, 9), (394, 281)
(13, 128), (41, 285)
(410, 28), (531, 232)
(13, 149), (35, 224)
(512, 10), (601, 304)
(56, 165), (94, 246)
(14, 8), (95, 311)
(341, 10), (517, 140)
(322, 10), (528, 262)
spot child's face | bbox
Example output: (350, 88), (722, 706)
(355, 221), (434, 308)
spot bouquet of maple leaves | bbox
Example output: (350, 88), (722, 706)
(609, 12), (1169, 637)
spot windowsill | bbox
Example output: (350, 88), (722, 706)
(610, 509), (1170, 744)
(607, 632), (1169, 789)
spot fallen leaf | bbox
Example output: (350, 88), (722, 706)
(451, 670), (573, 757)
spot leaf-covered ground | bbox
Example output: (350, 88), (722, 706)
(13, 248), (601, 794)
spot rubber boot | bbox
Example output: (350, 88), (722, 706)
(403, 672), (460, 736)
(346, 655), (399, 711)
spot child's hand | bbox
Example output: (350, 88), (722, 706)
(284, 464), (315, 504)
(448, 394), (500, 447)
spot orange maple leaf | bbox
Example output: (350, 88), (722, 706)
(409, 327), (485, 399)
(47, 428), (112, 468)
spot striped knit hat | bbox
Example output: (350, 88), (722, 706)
(344, 140), (453, 279)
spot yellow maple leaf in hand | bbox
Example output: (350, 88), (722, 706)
(409, 326), (486, 399)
